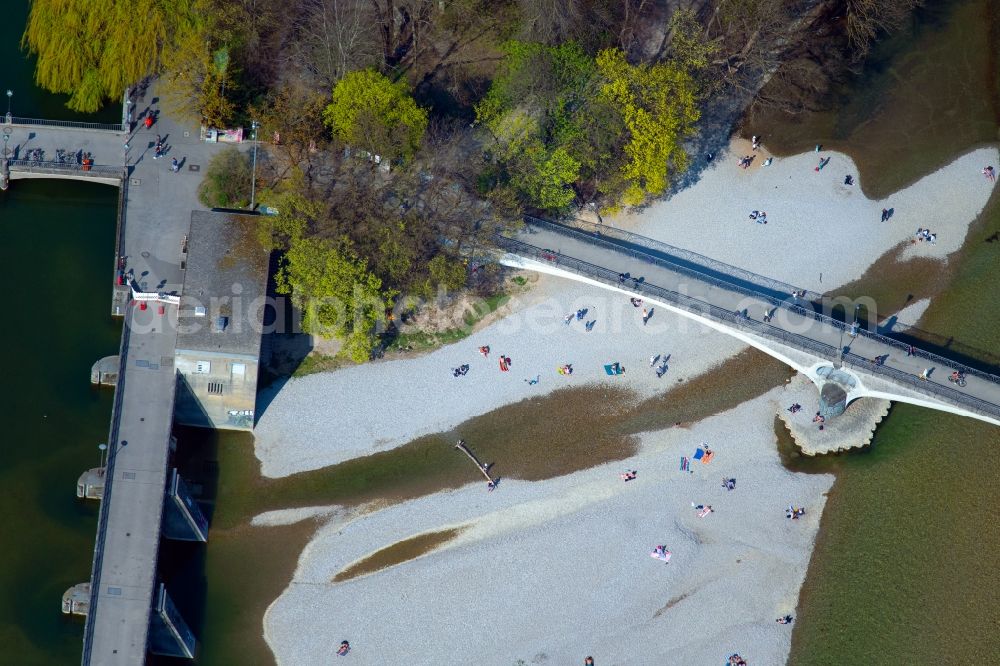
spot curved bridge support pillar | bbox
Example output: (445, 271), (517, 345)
(805, 365), (863, 420)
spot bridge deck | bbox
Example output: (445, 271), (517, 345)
(83, 315), (177, 664)
(81, 86), (236, 664)
(2, 122), (125, 182)
(510, 222), (1000, 422)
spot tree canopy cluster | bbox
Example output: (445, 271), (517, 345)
(256, 112), (489, 360)
(475, 41), (701, 213)
(25, 0), (925, 359)
(323, 69), (429, 164)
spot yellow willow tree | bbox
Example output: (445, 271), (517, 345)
(22, 0), (197, 113)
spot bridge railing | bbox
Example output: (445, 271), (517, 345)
(844, 353), (1000, 419)
(519, 219), (1000, 388)
(495, 235), (842, 363)
(6, 159), (124, 179)
(4, 116), (125, 133)
(531, 215), (824, 302)
(81, 307), (133, 664)
(498, 234), (1000, 418)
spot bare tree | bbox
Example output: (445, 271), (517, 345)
(703, 0), (792, 94)
(367, 0), (437, 69)
(516, 0), (655, 52)
(287, 0), (381, 90)
(844, 0), (922, 58)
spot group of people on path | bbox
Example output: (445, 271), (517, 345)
(564, 307), (597, 331)
(914, 227), (937, 244)
(132, 106), (182, 173)
(617, 272), (645, 288)
(786, 506), (806, 520)
(152, 133), (165, 160)
(649, 353), (670, 378)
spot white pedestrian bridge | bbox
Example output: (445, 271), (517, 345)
(498, 217), (1000, 427)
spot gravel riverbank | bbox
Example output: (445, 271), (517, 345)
(254, 142), (995, 665)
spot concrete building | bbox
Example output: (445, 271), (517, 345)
(174, 210), (268, 430)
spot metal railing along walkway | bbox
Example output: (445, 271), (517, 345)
(843, 353), (1000, 418)
(530, 215), (825, 302)
(497, 231), (1000, 421)
(497, 235), (841, 359)
(81, 309), (132, 663)
(4, 116), (125, 133)
(550, 217), (1000, 367)
(6, 159), (124, 179)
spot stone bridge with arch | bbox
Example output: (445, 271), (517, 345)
(497, 217), (1000, 428)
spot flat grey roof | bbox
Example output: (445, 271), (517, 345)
(177, 211), (269, 357)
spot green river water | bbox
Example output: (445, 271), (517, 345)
(2, 1), (999, 664)
(0, 3), (120, 664)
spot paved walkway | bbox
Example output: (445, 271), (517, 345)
(505, 220), (1000, 424)
(1, 123), (122, 166)
(82, 88), (239, 665)
(1, 121), (125, 187)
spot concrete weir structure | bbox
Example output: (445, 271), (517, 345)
(81, 212), (266, 666)
(4, 102), (266, 662)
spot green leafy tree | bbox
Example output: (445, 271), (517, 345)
(427, 254), (468, 293)
(477, 40), (703, 212)
(476, 41), (596, 212)
(374, 223), (416, 285)
(666, 8), (720, 75)
(275, 237), (392, 362)
(160, 6), (237, 126)
(476, 41), (595, 142)
(508, 142), (580, 211)
(323, 69), (429, 163)
(22, 0), (198, 113)
(197, 147), (252, 208)
(256, 187), (322, 250)
(595, 48), (700, 206)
